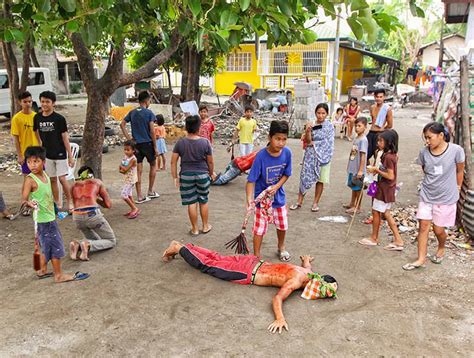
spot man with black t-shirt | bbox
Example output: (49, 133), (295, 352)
(33, 91), (74, 210)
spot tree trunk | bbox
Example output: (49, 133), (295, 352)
(82, 88), (109, 178)
(180, 44), (190, 100)
(30, 46), (40, 67)
(1, 40), (20, 115)
(184, 46), (202, 103)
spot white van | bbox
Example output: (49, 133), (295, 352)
(0, 67), (53, 117)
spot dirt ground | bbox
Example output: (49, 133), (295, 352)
(0, 103), (472, 357)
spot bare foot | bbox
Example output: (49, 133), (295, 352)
(162, 240), (183, 262)
(79, 241), (90, 261)
(69, 241), (80, 260)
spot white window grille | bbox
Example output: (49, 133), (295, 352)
(264, 76), (280, 88)
(226, 52), (252, 72)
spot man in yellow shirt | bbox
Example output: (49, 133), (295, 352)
(233, 105), (257, 156)
(10, 91), (39, 175)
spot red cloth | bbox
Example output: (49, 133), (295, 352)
(198, 119), (215, 143)
(182, 244), (261, 284)
(234, 151), (257, 171)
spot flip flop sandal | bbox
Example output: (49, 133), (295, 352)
(311, 206), (320, 212)
(3, 214), (14, 220)
(342, 204), (352, 209)
(201, 226), (212, 234)
(123, 211), (132, 217)
(135, 197), (151, 204)
(289, 204), (302, 210)
(427, 254), (444, 264)
(384, 243), (404, 251)
(128, 210), (140, 219)
(72, 271), (90, 281)
(147, 192), (160, 199)
(37, 272), (54, 279)
(278, 250), (291, 262)
(358, 238), (379, 246)
(362, 217), (373, 225)
(402, 263), (424, 271)
(345, 208), (361, 214)
(188, 230), (200, 237)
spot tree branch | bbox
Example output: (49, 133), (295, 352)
(119, 30), (182, 87)
(99, 40), (125, 95)
(70, 32), (96, 89)
(20, 31), (31, 92)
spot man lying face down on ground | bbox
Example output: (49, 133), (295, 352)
(162, 241), (337, 333)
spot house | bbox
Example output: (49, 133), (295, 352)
(418, 34), (466, 67)
(213, 20), (400, 98)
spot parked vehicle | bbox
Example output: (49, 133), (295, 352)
(0, 67), (53, 117)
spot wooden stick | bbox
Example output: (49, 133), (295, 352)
(345, 190), (364, 240)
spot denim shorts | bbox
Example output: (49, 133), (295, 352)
(37, 221), (65, 262)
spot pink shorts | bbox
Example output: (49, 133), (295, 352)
(121, 183), (134, 199)
(253, 206), (288, 236)
(416, 201), (457, 227)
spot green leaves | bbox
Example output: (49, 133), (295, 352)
(4, 29), (25, 42)
(302, 29), (317, 44)
(239, 0), (251, 12)
(220, 10), (239, 28)
(36, 0), (51, 13)
(409, 0), (425, 18)
(188, 0), (202, 18)
(81, 21), (99, 46)
(347, 16), (363, 40)
(347, 0), (369, 12)
(66, 20), (80, 32)
(58, 0), (76, 13)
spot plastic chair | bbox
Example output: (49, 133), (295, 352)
(66, 143), (80, 181)
(58, 143), (79, 208)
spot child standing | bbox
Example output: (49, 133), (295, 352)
(198, 105), (215, 144)
(21, 146), (88, 282)
(246, 121), (292, 260)
(154, 114), (167, 171)
(234, 105), (257, 156)
(120, 140), (139, 219)
(358, 129), (404, 250)
(345, 117), (368, 214)
(171, 115), (215, 236)
(332, 107), (346, 139)
(403, 123), (465, 271)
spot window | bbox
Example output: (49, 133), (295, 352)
(0, 75), (8, 89)
(272, 52), (288, 74)
(28, 72), (45, 86)
(303, 51), (323, 73)
(226, 52), (252, 72)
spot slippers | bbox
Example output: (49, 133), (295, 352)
(72, 271), (90, 281)
(189, 230), (200, 237)
(311, 206), (320, 212)
(147, 192), (160, 199)
(402, 263), (424, 271)
(128, 210), (140, 219)
(201, 225), (212, 234)
(342, 204), (352, 209)
(289, 204), (302, 210)
(123, 211), (132, 217)
(278, 250), (291, 262)
(135, 197), (151, 204)
(384, 243), (404, 251)
(358, 238), (379, 246)
(2, 214), (14, 220)
(362, 217), (373, 225)
(345, 208), (361, 215)
(427, 253), (444, 264)
(37, 272), (54, 279)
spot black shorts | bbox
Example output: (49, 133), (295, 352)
(135, 142), (156, 164)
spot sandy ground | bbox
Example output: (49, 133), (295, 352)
(0, 104), (472, 357)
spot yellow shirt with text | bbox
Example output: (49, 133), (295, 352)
(10, 111), (38, 155)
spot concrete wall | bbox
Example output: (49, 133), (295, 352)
(421, 36), (465, 67)
(0, 45), (58, 92)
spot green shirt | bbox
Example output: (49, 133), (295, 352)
(28, 173), (56, 223)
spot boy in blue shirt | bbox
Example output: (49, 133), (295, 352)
(246, 121), (292, 260)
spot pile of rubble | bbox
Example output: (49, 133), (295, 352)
(0, 153), (21, 175)
(69, 120), (125, 147)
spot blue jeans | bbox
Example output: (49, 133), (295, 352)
(212, 164), (241, 185)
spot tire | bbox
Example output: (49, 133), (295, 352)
(69, 134), (83, 145)
(104, 126), (116, 137)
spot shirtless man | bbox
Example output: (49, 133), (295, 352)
(367, 89), (393, 162)
(69, 166), (116, 261)
(162, 241), (337, 333)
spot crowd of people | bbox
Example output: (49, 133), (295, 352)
(2, 87), (465, 331)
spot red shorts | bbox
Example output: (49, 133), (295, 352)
(180, 244), (262, 285)
(252, 206), (288, 236)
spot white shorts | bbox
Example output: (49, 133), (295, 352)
(45, 159), (69, 177)
(239, 143), (254, 156)
(372, 198), (392, 213)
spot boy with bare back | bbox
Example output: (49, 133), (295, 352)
(69, 166), (116, 261)
(367, 89), (393, 162)
(162, 241), (337, 334)
(22, 146), (88, 282)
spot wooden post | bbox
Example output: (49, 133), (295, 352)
(65, 63), (70, 95)
(460, 56), (472, 189)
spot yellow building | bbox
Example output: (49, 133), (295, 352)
(214, 20), (399, 98)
